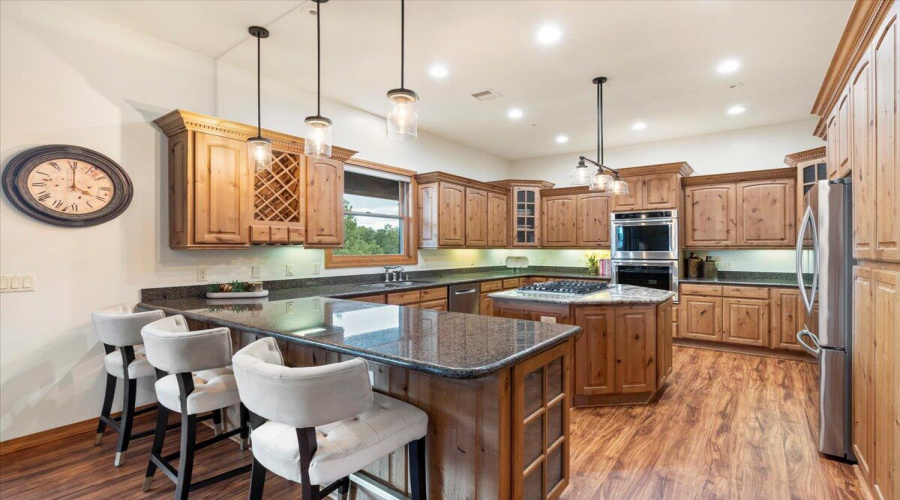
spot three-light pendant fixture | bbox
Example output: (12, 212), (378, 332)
(568, 77), (629, 196)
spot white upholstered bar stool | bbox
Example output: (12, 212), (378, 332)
(233, 337), (429, 500)
(140, 315), (251, 500)
(91, 304), (166, 466)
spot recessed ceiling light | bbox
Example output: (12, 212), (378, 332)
(717, 59), (741, 74)
(536, 25), (562, 45)
(555, 135), (569, 144)
(632, 122), (647, 130)
(508, 108), (524, 119)
(727, 105), (746, 115)
(428, 64), (449, 79)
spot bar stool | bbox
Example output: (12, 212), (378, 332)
(140, 315), (251, 500)
(232, 337), (429, 500)
(91, 304), (166, 466)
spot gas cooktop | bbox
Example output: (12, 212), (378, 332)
(517, 280), (609, 295)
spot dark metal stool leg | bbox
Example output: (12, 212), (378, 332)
(174, 413), (197, 500)
(247, 458), (267, 500)
(338, 477), (350, 500)
(211, 408), (223, 436)
(142, 404), (170, 492)
(114, 378), (137, 466)
(239, 404), (250, 450)
(408, 437), (427, 500)
(94, 374), (117, 446)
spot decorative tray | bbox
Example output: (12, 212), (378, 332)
(205, 290), (269, 299)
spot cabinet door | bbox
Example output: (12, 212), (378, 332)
(480, 293), (493, 316)
(837, 89), (852, 178)
(512, 188), (540, 247)
(826, 112), (840, 181)
(642, 173), (678, 210)
(872, 268), (899, 500)
(684, 184), (736, 247)
(573, 307), (616, 396)
(465, 187), (488, 246)
(874, 11), (900, 262)
(418, 183), (438, 248)
(487, 191), (508, 247)
(305, 158), (344, 246)
(852, 267), (875, 482)
(771, 289), (806, 351)
(656, 301), (673, 385)
(575, 193), (610, 247)
(681, 295), (723, 341)
(609, 176), (643, 212)
(852, 52), (876, 260)
(541, 195), (577, 247)
(193, 133), (250, 244)
(722, 298), (769, 347)
(614, 307), (656, 393)
(736, 179), (796, 247)
(438, 182), (465, 246)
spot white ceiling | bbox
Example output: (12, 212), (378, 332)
(63, 0), (852, 161)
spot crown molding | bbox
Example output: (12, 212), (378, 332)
(540, 186), (594, 196)
(152, 109), (357, 161)
(681, 167), (796, 186)
(414, 171), (511, 194)
(488, 179), (556, 189)
(616, 161), (694, 177)
(784, 146), (827, 167)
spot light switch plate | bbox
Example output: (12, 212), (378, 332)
(312, 263), (320, 275)
(1, 275), (35, 292)
(251, 266), (261, 279)
(285, 264), (295, 277)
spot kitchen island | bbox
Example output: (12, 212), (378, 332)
(490, 284), (675, 407)
(139, 294), (580, 500)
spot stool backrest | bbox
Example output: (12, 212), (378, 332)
(141, 315), (233, 374)
(92, 304), (165, 347)
(233, 337), (373, 429)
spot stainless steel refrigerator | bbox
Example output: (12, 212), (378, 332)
(795, 178), (855, 461)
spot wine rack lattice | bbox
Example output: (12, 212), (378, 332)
(254, 151), (301, 223)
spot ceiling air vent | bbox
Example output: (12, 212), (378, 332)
(471, 89), (502, 101)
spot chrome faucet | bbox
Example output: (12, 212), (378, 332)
(383, 265), (403, 282)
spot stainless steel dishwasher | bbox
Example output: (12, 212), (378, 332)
(448, 283), (480, 314)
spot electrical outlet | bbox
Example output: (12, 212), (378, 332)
(251, 266), (261, 279)
(312, 263), (321, 275)
(721, 261), (733, 271)
(286, 264), (295, 277)
(197, 268), (208, 282)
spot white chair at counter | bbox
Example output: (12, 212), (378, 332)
(91, 304), (166, 466)
(140, 315), (251, 500)
(232, 337), (429, 500)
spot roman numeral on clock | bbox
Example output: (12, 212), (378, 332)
(31, 182), (46, 187)
(49, 162), (61, 171)
(38, 193), (51, 201)
(68, 161), (78, 169)
(53, 200), (63, 209)
(96, 196), (107, 202)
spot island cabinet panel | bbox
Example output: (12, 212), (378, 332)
(614, 307), (657, 393)
(304, 158), (344, 247)
(465, 187), (489, 246)
(736, 179), (796, 247)
(193, 133), (251, 245)
(722, 298), (769, 347)
(656, 300), (673, 385)
(681, 295), (723, 341)
(541, 195), (577, 247)
(575, 193), (610, 247)
(487, 191), (508, 247)
(573, 307), (615, 396)
(684, 184), (736, 247)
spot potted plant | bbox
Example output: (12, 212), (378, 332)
(585, 252), (601, 276)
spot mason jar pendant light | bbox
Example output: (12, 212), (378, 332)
(305, 0), (333, 158)
(569, 77), (628, 196)
(386, 0), (419, 141)
(248, 26), (273, 172)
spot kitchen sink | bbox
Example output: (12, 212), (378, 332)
(359, 280), (433, 288)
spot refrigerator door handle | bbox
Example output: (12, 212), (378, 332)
(796, 206), (819, 315)
(796, 328), (821, 357)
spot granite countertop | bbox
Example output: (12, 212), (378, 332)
(679, 271), (801, 288)
(138, 296), (581, 380)
(488, 284), (675, 305)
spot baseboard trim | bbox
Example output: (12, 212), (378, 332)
(0, 403), (156, 458)
(673, 338), (816, 362)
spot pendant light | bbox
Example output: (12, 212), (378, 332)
(386, 0), (418, 141)
(305, 0), (333, 158)
(248, 26), (273, 172)
(569, 77), (628, 196)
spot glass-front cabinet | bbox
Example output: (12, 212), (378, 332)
(514, 187), (539, 246)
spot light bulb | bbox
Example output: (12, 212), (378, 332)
(387, 89), (419, 141)
(590, 172), (613, 194)
(304, 116), (333, 158)
(611, 178), (630, 195)
(247, 137), (273, 172)
(568, 164), (592, 186)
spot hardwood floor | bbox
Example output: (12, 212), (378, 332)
(0, 346), (862, 499)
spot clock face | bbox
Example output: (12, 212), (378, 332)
(26, 159), (115, 215)
(3, 145), (132, 227)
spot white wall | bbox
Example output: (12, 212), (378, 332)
(0, 1), (512, 441)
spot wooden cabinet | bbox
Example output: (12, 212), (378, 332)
(770, 288), (813, 352)
(852, 266), (875, 483)
(575, 193), (610, 247)
(385, 287), (448, 310)
(305, 158), (344, 247)
(608, 176), (643, 212)
(873, 11), (900, 263)
(735, 179), (796, 247)
(609, 172), (680, 212)
(785, 147), (827, 252)
(193, 133), (251, 245)
(465, 187), (488, 246)
(683, 169), (796, 249)
(438, 182), (466, 246)
(851, 52), (876, 260)
(573, 307), (615, 395)
(836, 89), (852, 178)
(487, 191), (508, 247)
(722, 298), (769, 347)
(681, 295), (723, 341)
(541, 194), (577, 247)
(614, 307), (657, 393)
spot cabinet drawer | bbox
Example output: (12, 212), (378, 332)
(681, 284), (723, 296)
(419, 299), (447, 311)
(269, 226), (289, 243)
(420, 287), (448, 301)
(502, 278), (523, 289)
(481, 280), (503, 292)
(352, 294), (385, 304)
(387, 291), (421, 305)
(288, 227), (304, 244)
(722, 286), (769, 299)
(250, 225), (270, 243)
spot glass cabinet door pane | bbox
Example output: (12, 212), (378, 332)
(803, 165), (815, 183)
(517, 190), (526, 202)
(817, 163), (827, 179)
(526, 190), (535, 202)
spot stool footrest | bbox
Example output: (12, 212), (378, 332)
(189, 463), (253, 492)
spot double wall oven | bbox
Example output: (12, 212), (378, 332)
(610, 210), (679, 298)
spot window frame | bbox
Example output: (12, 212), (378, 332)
(324, 159), (418, 269)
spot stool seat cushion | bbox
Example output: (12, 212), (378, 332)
(250, 393), (428, 486)
(155, 367), (239, 415)
(103, 346), (156, 380)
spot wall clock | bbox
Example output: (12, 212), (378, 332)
(3, 145), (133, 227)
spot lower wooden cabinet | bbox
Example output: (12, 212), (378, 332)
(771, 288), (816, 351)
(614, 307), (657, 393)
(722, 298), (769, 347)
(572, 308), (615, 395)
(680, 295), (723, 341)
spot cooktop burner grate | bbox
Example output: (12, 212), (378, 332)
(517, 280), (609, 295)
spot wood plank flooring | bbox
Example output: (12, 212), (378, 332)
(0, 346), (862, 499)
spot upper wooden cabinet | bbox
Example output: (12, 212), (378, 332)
(537, 186), (610, 248)
(576, 192), (610, 247)
(836, 89), (852, 179)
(785, 147), (827, 250)
(416, 172), (510, 248)
(541, 194), (577, 247)
(683, 168), (796, 249)
(490, 180), (554, 247)
(153, 110), (355, 249)
(608, 162), (692, 213)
